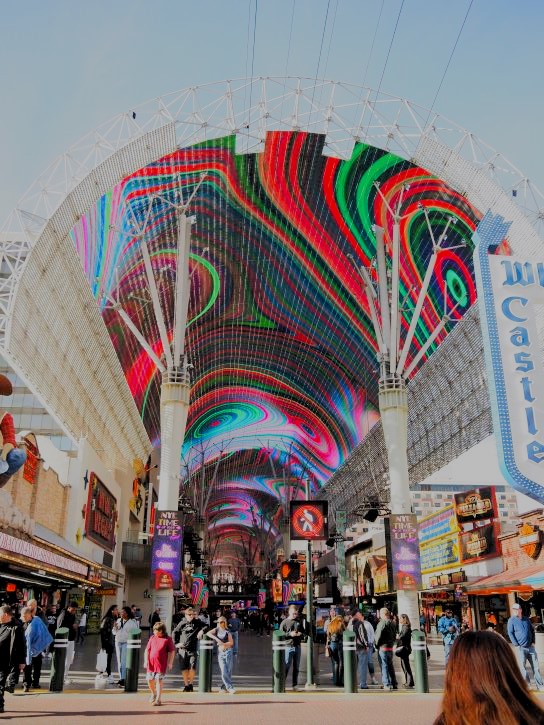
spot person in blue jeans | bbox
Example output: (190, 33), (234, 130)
(350, 609), (370, 689)
(113, 606), (139, 687)
(279, 605), (305, 690)
(228, 611), (241, 656)
(206, 616), (235, 693)
(374, 607), (398, 690)
(437, 609), (459, 666)
(507, 602), (544, 691)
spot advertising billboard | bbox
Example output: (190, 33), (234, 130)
(385, 514), (422, 591)
(151, 510), (183, 590)
(459, 522), (499, 563)
(420, 533), (461, 574)
(418, 505), (458, 544)
(85, 473), (118, 552)
(454, 487), (497, 524)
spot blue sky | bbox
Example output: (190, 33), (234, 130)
(1, 0), (543, 224)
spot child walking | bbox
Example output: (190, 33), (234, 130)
(144, 621), (175, 706)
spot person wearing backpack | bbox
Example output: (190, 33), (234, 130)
(350, 609), (372, 689)
(375, 607), (398, 691)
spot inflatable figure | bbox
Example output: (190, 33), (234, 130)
(0, 374), (26, 488)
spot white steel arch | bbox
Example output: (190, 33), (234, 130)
(1, 77), (543, 464)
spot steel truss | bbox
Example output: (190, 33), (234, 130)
(0, 77), (542, 466)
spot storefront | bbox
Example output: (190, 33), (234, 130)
(467, 509), (544, 629)
(0, 530), (96, 611)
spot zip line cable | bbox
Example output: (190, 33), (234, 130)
(363, 0), (405, 141)
(424, 0), (474, 130)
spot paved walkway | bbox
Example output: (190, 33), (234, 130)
(1, 690), (445, 724)
(4, 632), (543, 723)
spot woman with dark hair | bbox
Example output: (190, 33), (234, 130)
(396, 613), (414, 688)
(434, 630), (544, 725)
(100, 605), (118, 683)
(113, 606), (139, 687)
(326, 615), (345, 686)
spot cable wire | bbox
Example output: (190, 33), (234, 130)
(424, 0), (474, 129)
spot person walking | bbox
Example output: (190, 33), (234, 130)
(228, 611), (241, 656)
(437, 609), (459, 666)
(206, 615), (236, 693)
(100, 605), (118, 683)
(375, 607), (398, 690)
(507, 602), (544, 691)
(172, 606), (207, 692)
(0, 605), (26, 714)
(434, 630), (544, 725)
(113, 606), (139, 688)
(326, 614), (345, 687)
(396, 613), (414, 688)
(56, 601), (78, 684)
(279, 604), (305, 691)
(21, 606), (53, 691)
(76, 609), (87, 645)
(144, 621), (175, 706)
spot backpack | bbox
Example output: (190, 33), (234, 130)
(353, 621), (368, 650)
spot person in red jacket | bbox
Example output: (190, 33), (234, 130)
(0, 375), (26, 489)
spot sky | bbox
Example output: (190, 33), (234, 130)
(0, 0), (543, 225)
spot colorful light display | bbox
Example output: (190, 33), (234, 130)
(69, 132), (481, 563)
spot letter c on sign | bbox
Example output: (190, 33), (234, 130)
(501, 296), (529, 323)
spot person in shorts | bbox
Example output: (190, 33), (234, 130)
(172, 607), (207, 692)
(144, 622), (175, 706)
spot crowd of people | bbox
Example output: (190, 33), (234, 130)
(2, 595), (544, 719)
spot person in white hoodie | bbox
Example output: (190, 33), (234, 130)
(114, 606), (140, 687)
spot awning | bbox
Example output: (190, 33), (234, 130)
(465, 561), (544, 595)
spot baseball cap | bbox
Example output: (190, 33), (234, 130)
(512, 603), (522, 610)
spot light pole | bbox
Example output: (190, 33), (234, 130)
(106, 176), (206, 632)
(352, 186), (461, 626)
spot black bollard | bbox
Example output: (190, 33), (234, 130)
(49, 627), (69, 692)
(343, 629), (357, 693)
(412, 630), (429, 693)
(125, 629), (142, 692)
(198, 638), (213, 693)
(272, 630), (286, 693)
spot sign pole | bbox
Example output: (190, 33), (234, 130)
(304, 480), (316, 689)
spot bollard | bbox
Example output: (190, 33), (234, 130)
(125, 629), (142, 692)
(412, 630), (429, 693)
(343, 629), (357, 693)
(49, 627), (69, 692)
(272, 630), (286, 693)
(198, 638), (213, 693)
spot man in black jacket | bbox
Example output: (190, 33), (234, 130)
(0, 605), (26, 713)
(279, 605), (306, 690)
(172, 607), (207, 692)
(374, 607), (398, 690)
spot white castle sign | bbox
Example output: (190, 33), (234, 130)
(474, 211), (544, 503)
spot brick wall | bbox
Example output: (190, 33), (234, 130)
(5, 453), (70, 538)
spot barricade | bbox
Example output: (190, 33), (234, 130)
(49, 627), (69, 692)
(198, 638), (214, 693)
(125, 629), (142, 692)
(272, 630), (287, 693)
(412, 630), (429, 693)
(343, 629), (357, 693)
